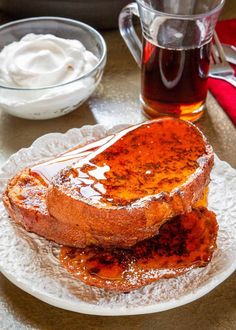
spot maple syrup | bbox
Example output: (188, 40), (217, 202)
(31, 135), (113, 182)
(58, 119), (208, 207)
(60, 207), (218, 291)
(141, 39), (211, 121)
(194, 187), (208, 208)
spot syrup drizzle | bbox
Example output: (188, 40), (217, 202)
(56, 119), (207, 206)
(31, 135), (114, 182)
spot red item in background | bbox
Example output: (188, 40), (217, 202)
(208, 19), (236, 125)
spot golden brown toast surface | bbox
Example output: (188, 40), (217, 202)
(51, 119), (210, 206)
(60, 207), (218, 292)
(47, 118), (214, 248)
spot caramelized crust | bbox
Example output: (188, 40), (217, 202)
(48, 118), (214, 248)
(60, 208), (218, 292)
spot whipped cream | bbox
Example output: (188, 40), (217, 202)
(0, 33), (98, 88)
(0, 33), (103, 119)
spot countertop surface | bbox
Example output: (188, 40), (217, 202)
(0, 2), (236, 329)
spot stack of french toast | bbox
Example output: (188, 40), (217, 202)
(3, 118), (218, 292)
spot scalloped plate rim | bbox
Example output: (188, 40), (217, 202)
(1, 261), (236, 316)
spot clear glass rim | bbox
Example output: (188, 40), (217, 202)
(0, 16), (107, 91)
(136, 0), (225, 19)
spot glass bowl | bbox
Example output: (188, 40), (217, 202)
(0, 17), (107, 120)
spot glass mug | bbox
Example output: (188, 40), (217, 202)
(119, 0), (225, 121)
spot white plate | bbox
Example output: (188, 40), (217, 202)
(0, 124), (236, 316)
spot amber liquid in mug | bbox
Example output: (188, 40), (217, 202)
(141, 38), (211, 121)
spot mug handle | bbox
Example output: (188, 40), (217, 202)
(119, 2), (142, 68)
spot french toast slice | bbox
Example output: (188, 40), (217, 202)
(48, 118), (214, 248)
(3, 138), (103, 247)
(60, 207), (218, 292)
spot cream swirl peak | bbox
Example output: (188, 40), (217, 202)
(0, 33), (98, 88)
